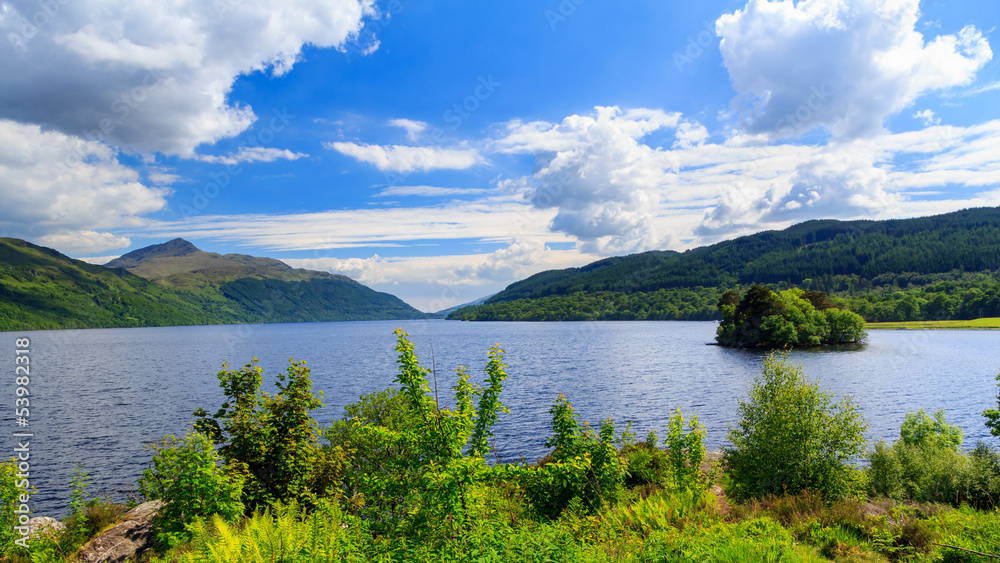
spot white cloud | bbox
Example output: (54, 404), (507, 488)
(457, 239), (551, 281)
(388, 118), (428, 141)
(74, 255), (122, 264)
(0, 120), (167, 252)
(374, 185), (490, 198)
(326, 142), (482, 172)
(40, 231), (132, 255)
(284, 246), (586, 312)
(141, 197), (567, 251)
(717, 0), (992, 138)
(196, 146), (308, 165)
(0, 0), (377, 156)
(497, 106), (697, 255)
(913, 109), (939, 126)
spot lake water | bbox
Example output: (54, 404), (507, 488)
(4, 320), (999, 515)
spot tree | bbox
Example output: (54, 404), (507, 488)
(985, 370), (1000, 437)
(724, 353), (868, 500)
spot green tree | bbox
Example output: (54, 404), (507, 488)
(724, 353), (868, 500)
(985, 370), (1000, 437)
(193, 357), (343, 511)
(138, 432), (245, 543)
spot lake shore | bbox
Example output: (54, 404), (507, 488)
(867, 317), (1000, 330)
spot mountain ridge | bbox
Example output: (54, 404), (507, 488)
(449, 206), (1000, 322)
(0, 238), (431, 331)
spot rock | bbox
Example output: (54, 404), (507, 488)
(76, 500), (163, 563)
(28, 516), (65, 540)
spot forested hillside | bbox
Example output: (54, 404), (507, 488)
(0, 238), (429, 331)
(450, 207), (1000, 322)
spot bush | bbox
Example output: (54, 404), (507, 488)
(985, 370), (1000, 437)
(0, 458), (30, 556)
(138, 432), (245, 542)
(523, 395), (626, 519)
(323, 329), (510, 537)
(724, 353), (868, 500)
(868, 408), (1000, 508)
(193, 357), (344, 511)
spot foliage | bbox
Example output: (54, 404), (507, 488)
(985, 370), (1000, 438)
(523, 395), (626, 519)
(724, 353), (868, 500)
(868, 409), (1000, 509)
(716, 286), (866, 348)
(324, 329), (509, 539)
(68, 465), (91, 518)
(0, 458), (30, 557)
(899, 408), (963, 450)
(138, 432), (246, 542)
(193, 357), (344, 511)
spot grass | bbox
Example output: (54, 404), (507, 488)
(866, 317), (1000, 329)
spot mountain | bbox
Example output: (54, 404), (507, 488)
(106, 238), (353, 287)
(0, 238), (430, 331)
(449, 207), (1000, 322)
(434, 294), (496, 316)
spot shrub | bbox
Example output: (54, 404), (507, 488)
(138, 432), (245, 542)
(985, 370), (1000, 437)
(0, 458), (31, 556)
(724, 353), (868, 500)
(324, 329), (509, 537)
(868, 409), (1000, 508)
(193, 357), (344, 510)
(524, 395), (626, 518)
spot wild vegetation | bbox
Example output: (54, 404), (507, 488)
(3, 332), (1000, 562)
(450, 206), (1000, 323)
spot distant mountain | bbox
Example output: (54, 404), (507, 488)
(0, 238), (430, 331)
(449, 207), (1000, 322)
(106, 238), (353, 288)
(434, 294), (496, 316)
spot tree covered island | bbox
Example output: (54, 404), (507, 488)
(716, 286), (866, 348)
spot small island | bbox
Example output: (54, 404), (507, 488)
(715, 285), (866, 348)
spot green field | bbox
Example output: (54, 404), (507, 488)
(867, 317), (1000, 329)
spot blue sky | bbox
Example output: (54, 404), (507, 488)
(1, 0), (999, 311)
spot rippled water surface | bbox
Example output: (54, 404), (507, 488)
(4, 320), (999, 515)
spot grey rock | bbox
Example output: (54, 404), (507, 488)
(76, 500), (163, 563)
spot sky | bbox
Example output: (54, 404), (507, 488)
(1, 0), (999, 312)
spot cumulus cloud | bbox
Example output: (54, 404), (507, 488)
(196, 146), (308, 165)
(0, 120), (167, 252)
(456, 240), (551, 281)
(326, 142), (483, 172)
(0, 0), (376, 156)
(497, 106), (697, 255)
(717, 0), (992, 138)
(913, 109), (939, 126)
(388, 118), (428, 141)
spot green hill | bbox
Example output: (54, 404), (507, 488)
(448, 207), (1000, 322)
(0, 238), (429, 331)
